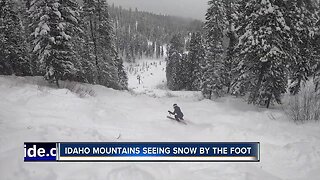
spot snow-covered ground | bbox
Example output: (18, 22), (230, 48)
(126, 59), (202, 99)
(126, 59), (168, 92)
(1, 58), (320, 180)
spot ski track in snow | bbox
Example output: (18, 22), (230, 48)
(0, 58), (320, 180)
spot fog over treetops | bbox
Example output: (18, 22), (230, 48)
(107, 0), (208, 20)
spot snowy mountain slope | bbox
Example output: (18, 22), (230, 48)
(0, 59), (320, 180)
(126, 59), (168, 91)
(125, 59), (203, 99)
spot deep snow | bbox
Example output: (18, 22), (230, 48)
(0, 58), (320, 180)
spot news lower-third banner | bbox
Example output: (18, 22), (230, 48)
(24, 142), (260, 162)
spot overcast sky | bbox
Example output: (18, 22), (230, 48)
(107, 0), (208, 20)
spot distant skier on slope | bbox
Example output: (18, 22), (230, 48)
(168, 104), (184, 121)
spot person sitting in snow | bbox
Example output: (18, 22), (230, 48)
(168, 104), (184, 121)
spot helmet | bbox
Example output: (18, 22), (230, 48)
(173, 104), (177, 107)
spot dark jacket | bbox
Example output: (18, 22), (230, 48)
(172, 106), (183, 118)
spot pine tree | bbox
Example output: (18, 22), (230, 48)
(201, 59), (223, 99)
(115, 56), (128, 90)
(312, 5), (320, 91)
(82, 0), (122, 88)
(202, 0), (226, 98)
(287, 0), (318, 95)
(71, 10), (95, 84)
(166, 34), (184, 91)
(0, 0), (30, 76)
(224, 0), (238, 93)
(185, 32), (205, 91)
(180, 53), (189, 89)
(21, 0), (37, 75)
(109, 22), (128, 90)
(233, 0), (292, 108)
(29, 0), (81, 87)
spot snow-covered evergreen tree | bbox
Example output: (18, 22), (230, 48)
(0, 0), (30, 76)
(186, 32), (205, 91)
(233, 0), (292, 108)
(115, 56), (128, 90)
(201, 59), (223, 99)
(82, 0), (126, 89)
(202, 0), (226, 98)
(69, 11), (93, 84)
(110, 23), (128, 90)
(29, 0), (81, 86)
(287, 0), (318, 95)
(313, 6), (320, 91)
(224, 0), (238, 93)
(166, 34), (184, 91)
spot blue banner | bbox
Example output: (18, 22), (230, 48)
(58, 142), (260, 162)
(24, 142), (57, 162)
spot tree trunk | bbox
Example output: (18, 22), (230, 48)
(89, 15), (101, 84)
(253, 63), (266, 104)
(55, 74), (60, 88)
(266, 94), (272, 108)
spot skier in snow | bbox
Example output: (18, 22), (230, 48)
(168, 104), (184, 121)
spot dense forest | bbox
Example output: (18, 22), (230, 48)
(0, 0), (202, 89)
(109, 4), (203, 62)
(1, 0), (128, 89)
(2, 0), (320, 109)
(166, 0), (320, 108)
